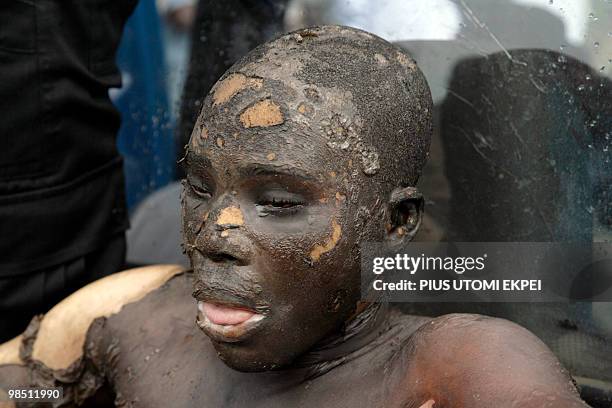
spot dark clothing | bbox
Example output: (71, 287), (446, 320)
(0, 0), (136, 274)
(0, 232), (126, 342)
(0, 0), (136, 338)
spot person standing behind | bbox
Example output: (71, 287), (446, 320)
(0, 0), (137, 342)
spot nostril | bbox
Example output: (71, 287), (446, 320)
(209, 252), (239, 263)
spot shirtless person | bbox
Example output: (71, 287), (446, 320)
(0, 26), (589, 408)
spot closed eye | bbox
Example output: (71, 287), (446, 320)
(259, 197), (303, 208)
(256, 190), (305, 217)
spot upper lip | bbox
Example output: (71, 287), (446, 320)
(192, 279), (269, 315)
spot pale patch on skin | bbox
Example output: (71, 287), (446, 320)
(374, 53), (388, 66)
(201, 127), (209, 139)
(419, 399), (436, 408)
(297, 102), (314, 117)
(220, 230), (229, 237)
(310, 219), (342, 262)
(212, 73), (263, 107)
(190, 131), (201, 150)
(396, 51), (417, 70)
(30, 265), (184, 370)
(266, 152), (276, 161)
(0, 336), (23, 366)
(240, 99), (284, 128)
(216, 137), (224, 148)
(216, 207), (244, 226)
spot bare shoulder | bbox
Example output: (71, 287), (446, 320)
(400, 313), (589, 407)
(21, 264), (185, 371)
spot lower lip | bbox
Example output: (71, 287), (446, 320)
(196, 301), (266, 343)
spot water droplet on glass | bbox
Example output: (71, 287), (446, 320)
(594, 41), (600, 48)
(548, 0), (553, 4)
(557, 55), (567, 63)
(586, 206), (594, 214)
(585, 74), (592, 80)
(577, 84), (585, 91)
(559, 44), (566, 51)
(601, 66), (606, 72)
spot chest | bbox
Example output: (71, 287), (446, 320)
(109, 342), (417, 408)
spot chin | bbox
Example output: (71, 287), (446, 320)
(211, 339), (300, 372)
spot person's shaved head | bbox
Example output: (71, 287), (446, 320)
(182, 25), (432, 371)
(195, 25), (431, 189)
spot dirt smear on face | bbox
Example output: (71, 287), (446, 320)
(216, 207), (244, 226)
(212, 73), (263, 107)
(310, 219), (342, 262)
(240, 99), (284, 128)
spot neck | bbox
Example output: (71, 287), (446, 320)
(290, 302), (392, 380)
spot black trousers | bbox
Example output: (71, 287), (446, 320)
(0, 232), (126, 343)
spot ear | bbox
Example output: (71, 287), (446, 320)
(386, 186), (424, 243)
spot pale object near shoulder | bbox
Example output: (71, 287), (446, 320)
(0, 335), (23, 366)
(0, 265), (185, 371)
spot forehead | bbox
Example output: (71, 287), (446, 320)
(187, 75), (361, 180)
(189, 91), (380, 183)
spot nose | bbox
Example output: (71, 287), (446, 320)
(214, 206), (244, 231)
(193, 199), (253, 266)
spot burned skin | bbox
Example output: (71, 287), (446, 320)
(0, 26), (589, 408)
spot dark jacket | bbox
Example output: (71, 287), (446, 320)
(0, 0), (137, 275)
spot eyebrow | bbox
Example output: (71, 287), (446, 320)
(185, 151), (318, 182)
(238, 163), (318, 182)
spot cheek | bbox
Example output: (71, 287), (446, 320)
(248, 209), (359, 300)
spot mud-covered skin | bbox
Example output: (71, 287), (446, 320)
(1, 272), (585, 408)
(182, 25), (431, 372)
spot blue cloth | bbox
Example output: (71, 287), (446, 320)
(112, 0), (175, 211)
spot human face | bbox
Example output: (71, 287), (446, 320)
(181, 96), (383, 371)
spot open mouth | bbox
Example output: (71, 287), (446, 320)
(196, 301), (267, 343)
